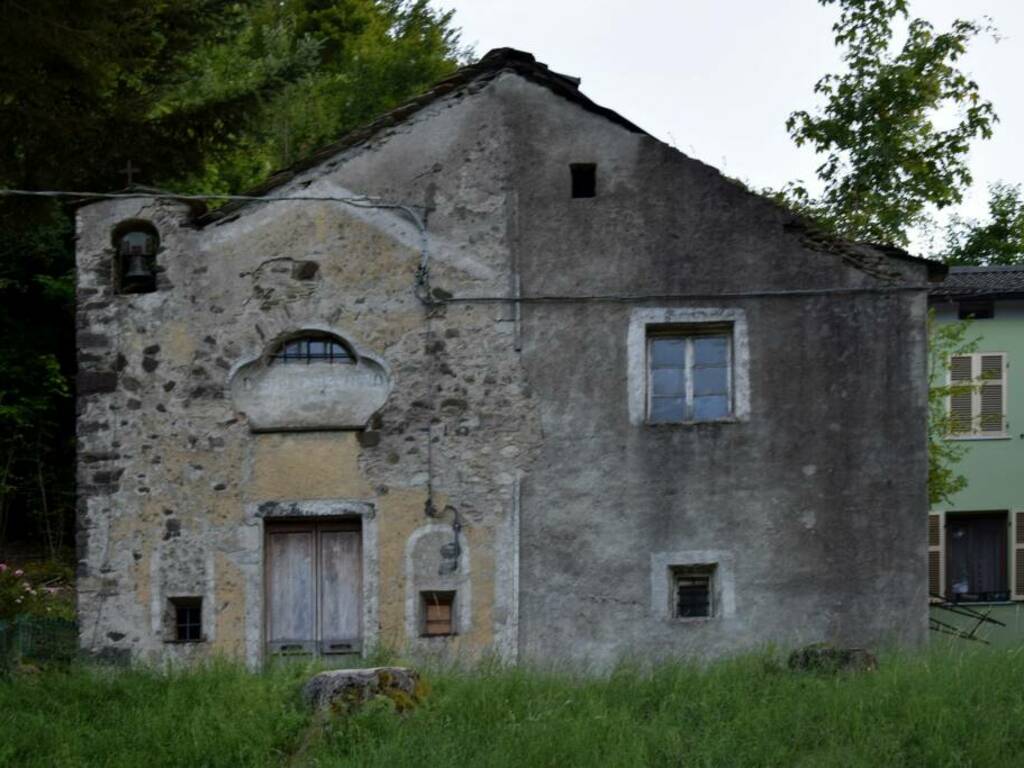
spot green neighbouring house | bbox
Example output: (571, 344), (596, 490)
(929, 266), (1024, 645)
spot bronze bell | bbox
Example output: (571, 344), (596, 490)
(122, 252), (154, 291)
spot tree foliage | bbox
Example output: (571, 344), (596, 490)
(943, 182), (1024, 266)
(782, 0), (997, 247)
(0, 1), (465, 555)
(926, 313), (977, 506)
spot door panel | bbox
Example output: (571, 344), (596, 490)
(319, 529), (362, 654)
(267, 529), (316, 653)
(265, 521), (362, 656)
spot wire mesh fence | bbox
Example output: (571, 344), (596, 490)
(0, 616), (78, 671)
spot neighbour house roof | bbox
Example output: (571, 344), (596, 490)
(929, 265), (1024, 301)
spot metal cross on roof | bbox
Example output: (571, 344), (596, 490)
(120, 161), (140, 187)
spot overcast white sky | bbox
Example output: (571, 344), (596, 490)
(439, 1), (1024, 251)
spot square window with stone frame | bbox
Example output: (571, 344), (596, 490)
(647, 325), (733, 424)
(167, 597), (202, 642)
(421, 591), (456, 636)
(670, 565), (716, 619)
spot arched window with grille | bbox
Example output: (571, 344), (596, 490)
(271, 335), (355, 365)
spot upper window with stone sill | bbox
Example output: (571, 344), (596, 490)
(627, 308), (749, 427)
(647, 326), (733, 424)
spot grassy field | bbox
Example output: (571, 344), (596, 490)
(3, 648), (1024, 767)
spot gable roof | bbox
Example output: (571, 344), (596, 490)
(198, 48), (646, 226)
(929, 265), (1024, 301)
(192, 47), (946, 283)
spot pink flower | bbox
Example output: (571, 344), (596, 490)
(0, 563), (7, 573)
(13, 569), (23, 577)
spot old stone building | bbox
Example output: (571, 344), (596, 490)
(75, 49), (941, 666)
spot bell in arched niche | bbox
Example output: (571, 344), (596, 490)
(115, 223), (158, 294)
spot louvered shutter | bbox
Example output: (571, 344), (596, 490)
(978, 354), (1006, 434)
(949, 355), (974, 433)
(928, 512), (944, 602)
(1013, 512), (1024, 601)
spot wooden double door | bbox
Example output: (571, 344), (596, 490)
(265, 520), (362, 656)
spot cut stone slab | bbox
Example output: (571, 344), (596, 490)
(303, 666), (422, 713)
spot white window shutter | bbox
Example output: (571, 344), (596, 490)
(928, 512), (944, 602)
(978, 354), (1006, 434)
(1013, 511), (1024, 601)
(949, 355), (974, 433)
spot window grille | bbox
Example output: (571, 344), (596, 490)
(170, 597), (202, 642)
(271, 337), (354, 364)
(671, 566), (715, 618)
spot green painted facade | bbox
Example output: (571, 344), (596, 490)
(930, 294), (1024, 646)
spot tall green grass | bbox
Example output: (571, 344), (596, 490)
(3, 648), (1024, 767)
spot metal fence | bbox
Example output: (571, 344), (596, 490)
(0, 616), (78, 671)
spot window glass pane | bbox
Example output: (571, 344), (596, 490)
(649, 397), (686, 423)
(330, 342), (349, 360)
(650, 338), (685, 367)
(308, 340), (327, 358)
(693, 394), (729, 420)
(693, 335), (728, 366)
(693, 366), (728, 396)
(652, 368), (686, 396)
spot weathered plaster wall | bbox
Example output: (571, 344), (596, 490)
(76, 78), (543, 665)
(76, 70), (930, 667)
(495, 75), (931, 663)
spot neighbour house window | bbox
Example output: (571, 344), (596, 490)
(271, 336), (354, 365)
(930, 511), (1024, 603)
(946, 514), (1009, 603)
(421, 591), (456, 636)
(169, 597), (202, 642)
(671, 565), (716, 618)
(958, 300), (994, 320)
(647, 326), (732, 423)
(948, 353), (1007, 437)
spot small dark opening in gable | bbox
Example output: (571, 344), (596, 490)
(570, 163), (596, 198)
(958, 300), (994, 320)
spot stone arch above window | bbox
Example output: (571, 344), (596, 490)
(112, 220), (159, 294)
(229, 328), (391, 432)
